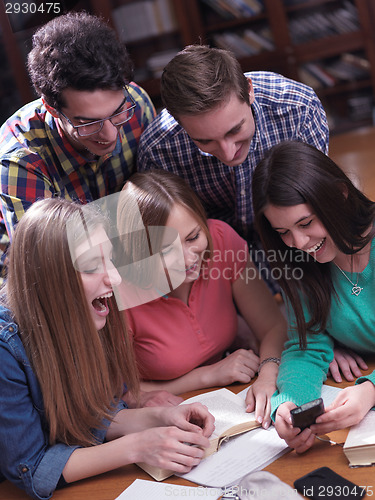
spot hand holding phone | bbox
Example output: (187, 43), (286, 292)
(290, 398), (324, 431)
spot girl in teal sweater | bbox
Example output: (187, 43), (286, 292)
(252, 140), (375, 453)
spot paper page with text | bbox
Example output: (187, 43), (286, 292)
(115, 479), (222, 500)
(345, 409), (375, 448)
(180, 424), (288, 487)
(180, 384), (343, 487)
(182, 388), (256, 438)
(180, 388), (287, 487)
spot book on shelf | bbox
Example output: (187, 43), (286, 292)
(146, 49), (180, 78)
(112, 0), (177, 43)
(301, 62), (337, 87)
(213, 32), (258, 57)
(202, 0), (241, 19)
(299, 52), (370, 89)
(213, 27), (273, 58)
(136, 388), (261, 481)
(328, 56), (369, 82)
(243, 27), (274, 52)
(298, 67), (323, 90)
(201, 0), (263, 19)
(342, 52), (371, 71)
(289, 1), (359, 45)
(240, 0), (264, 15)
(343, 410), (375, 467)
(347, 94), (374, 122)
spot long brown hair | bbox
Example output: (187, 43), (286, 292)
(4, 198), (139, 446)
(252, 141), (375, 348)
(117, 170), (213, 288)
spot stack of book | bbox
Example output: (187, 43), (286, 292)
(201, 0), (264, 20)
(213, 27), (274, 57)
(146, 49), (180, 78)
(112, 0), (177, 43)
(344, 410), (375, 467)
(289, 1), (359, 45)
(299, 53), (370, 89)
(136, 388), (274, 482)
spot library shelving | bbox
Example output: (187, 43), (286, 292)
(1, 0), (375, 133)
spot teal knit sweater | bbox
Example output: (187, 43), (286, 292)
(271, 238), (375, 419)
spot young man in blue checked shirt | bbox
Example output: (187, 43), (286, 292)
(137, 44), (369, 384)
(137, 44), (329, 294)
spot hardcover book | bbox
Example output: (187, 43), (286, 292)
(136, 388), (260, 481)
(343, 410), (375, 467)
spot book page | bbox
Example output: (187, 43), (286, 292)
(115, 479), (222, 500)
(183, 388), (256, 438)
(320, 384), (342, 406)
(178, 384), (341, 487)
(345, 409), (375, 448)
(180, 426), (288, 488)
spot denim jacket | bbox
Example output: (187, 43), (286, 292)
(0, 305), (127, 499)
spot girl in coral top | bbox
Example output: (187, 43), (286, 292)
(117, 170), (287, 428)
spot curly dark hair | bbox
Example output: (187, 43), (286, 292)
(27, 11), (134, 110)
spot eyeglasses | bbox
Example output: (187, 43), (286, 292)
(59, 89), (136, 137)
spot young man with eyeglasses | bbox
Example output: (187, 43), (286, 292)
(0, 12), (156, 280)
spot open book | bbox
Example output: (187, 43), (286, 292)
(343, 410), (375, 467)
(136, 388), (260, 481)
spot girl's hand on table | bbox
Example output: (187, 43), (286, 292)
(245, 361), (278, 429)
(329, 347), (368, 383)
(206, 349), (260, 386)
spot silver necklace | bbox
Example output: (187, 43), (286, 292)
(334, 263), (363, 296)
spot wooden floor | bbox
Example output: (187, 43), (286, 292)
(330, 126), (375, 200)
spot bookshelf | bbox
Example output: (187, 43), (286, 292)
(1, 0), (375, 133)
(182, 0), (375, 134)
(0, 0), (92, 124)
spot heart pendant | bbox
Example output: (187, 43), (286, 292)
(352, 285), (363, 296)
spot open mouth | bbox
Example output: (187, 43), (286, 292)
(305, 238), (325, 254)
(92, 291), (113, 313)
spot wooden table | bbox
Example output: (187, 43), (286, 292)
(1, 365), (374, 500)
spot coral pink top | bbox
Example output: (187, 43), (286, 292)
(125, 219), (248, 380)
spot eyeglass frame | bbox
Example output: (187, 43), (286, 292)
(58, 88), (136, 137)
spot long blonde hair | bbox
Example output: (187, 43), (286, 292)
(5, 198), (139, 446)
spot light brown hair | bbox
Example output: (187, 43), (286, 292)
(117, 170), (213, 287)
(161, 45), (250, 118)
(4, 198), (139, 446)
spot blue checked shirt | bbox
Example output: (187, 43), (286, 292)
(137, 72), (329, 291)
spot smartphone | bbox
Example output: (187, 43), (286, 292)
(294, 466), (366, 500)
(290, 398), (324, 430)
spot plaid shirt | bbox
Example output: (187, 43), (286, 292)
(0, 82), (156, 273)
(137, 72), (329, 291)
